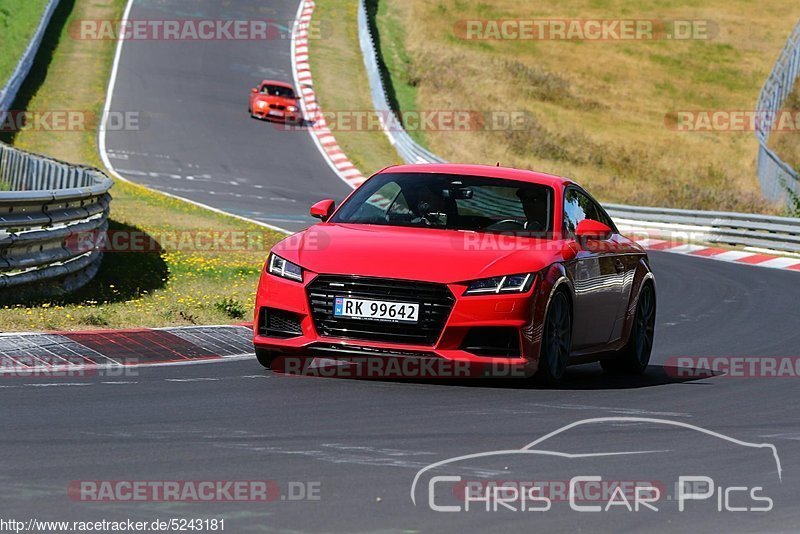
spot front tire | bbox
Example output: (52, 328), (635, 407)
(601, 282), (656, 375)
(534, 291), (572, 384)
(255, 347), (278, 369)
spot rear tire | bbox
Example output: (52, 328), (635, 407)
(534, 291), (572, 384)
(601, 282), (656, 375)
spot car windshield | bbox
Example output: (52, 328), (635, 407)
(261, 84), (295, 98)
(330, 172), (553, 236)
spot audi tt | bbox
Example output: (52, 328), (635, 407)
(253, 164), (656, 382)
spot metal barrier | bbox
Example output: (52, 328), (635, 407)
(357, 0), (800, 254)
(0, 0), (62, 125)
(0, 142), (113, 291)
(605, 204), (800, 254)
(357, 0), (445, 165)
(754, 20), (800, 203)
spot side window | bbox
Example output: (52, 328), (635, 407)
(563, 189), (587, 237)
(593, 204), (615, 230)
(563, 188), (615, 237)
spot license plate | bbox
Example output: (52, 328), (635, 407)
(268, 110), (284, 117)
(334, 297), (419, 323)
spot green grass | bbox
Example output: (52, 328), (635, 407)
(0, 0), (284, 331)
(0, 0), (50, 88)
(368, 0), (427, 146)
(309, 0), (401, 175)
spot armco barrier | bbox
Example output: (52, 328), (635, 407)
(0, 142), (113, 291)
(0, 0), (62, 125)
(357, 0), (800, 254)
(357, 0), (444, 165)
(605, 204), (800, 254)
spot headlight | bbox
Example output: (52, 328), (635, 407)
(257, 101), (267, 108)
(287, 105), (298, 112)
(464, 274), (534, 295)
(267, 253), (303, 282)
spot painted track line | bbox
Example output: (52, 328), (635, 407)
(98, 0), (293, 235)
(291, 0), (365, 191)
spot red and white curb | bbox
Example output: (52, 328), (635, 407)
(292, 0), (365, 190)
(635, 239), (800, 271)
(0, 325), (253, 374)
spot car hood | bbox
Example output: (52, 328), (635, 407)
(273, 223), (563, 284)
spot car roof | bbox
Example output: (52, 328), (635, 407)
(260, 80), (294, 89)
(377, 163), (576, 189)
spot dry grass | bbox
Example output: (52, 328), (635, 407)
(0, 0), (283, 331)
(309, 0), (402, 175)
(373, 0), (799, 213)
(769, 84), (800, 171)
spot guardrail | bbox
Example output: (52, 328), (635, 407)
(0, 0), (62, 125)
(357, 0), (445, 165)
(0, 142), (113, 292)
(357, 0), (800, 255)
(605, 204), (800, 254)
(754, 20), (800, 204)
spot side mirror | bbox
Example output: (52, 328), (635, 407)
(310, 199), (335, 221)
(575, 219), (613, 241)
(251, 88), (258, 93)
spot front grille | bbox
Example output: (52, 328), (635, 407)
(269, 104), (286, 110)
(308, 343), (438, 360)
(259, 307), (303, 338)
(307, 276), (455, 345)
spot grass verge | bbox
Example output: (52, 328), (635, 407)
(0, 0), (283, 331)
(309, 0), (402, 175)
(365, 0), (799, 214)
(0, 0), (49, 87)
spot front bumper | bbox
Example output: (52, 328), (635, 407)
(253, 271), (542, 378)
(252, 106), (301, 122)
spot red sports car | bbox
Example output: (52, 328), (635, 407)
(248, 80), (301, 123)
(253, 164), (656, 382)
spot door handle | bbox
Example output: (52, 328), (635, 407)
(615, 259), (625, 274)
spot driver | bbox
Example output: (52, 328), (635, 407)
(517, 188), (549, 232)
(413, 186), (446, 226)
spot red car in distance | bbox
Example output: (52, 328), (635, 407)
(253, 164), (656, 383)
(249, 80), (301, 123)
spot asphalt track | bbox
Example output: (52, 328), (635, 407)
(9, 0), (795, 531)
(103, 0), (352, 232)
(2, 251), (799, 532)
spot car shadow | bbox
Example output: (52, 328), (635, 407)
(0, 220), (168, 307)
(273, 360), (720, 390)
